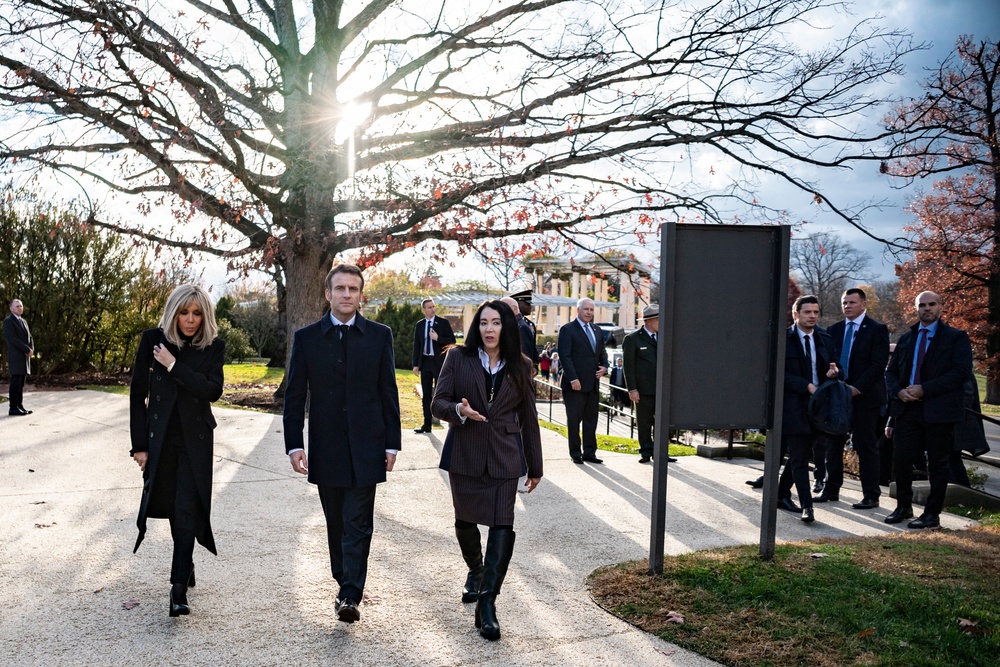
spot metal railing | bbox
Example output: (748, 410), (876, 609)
(533, 375), (636, 439)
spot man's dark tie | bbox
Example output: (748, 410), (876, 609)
(337, 324), (350, 356)
(914, 328), (928, 384)
(804, 334), (813, 381)
(425, 320), (433, 356)
(651, 333), (656, 344)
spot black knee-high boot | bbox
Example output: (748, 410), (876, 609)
(475, 527), (515, 641)
(455, 525), (484, 603)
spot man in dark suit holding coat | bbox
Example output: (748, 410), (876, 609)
(284, 264), (402, 623)
(412, 298), (456, 433)
(884, 290), (971, 530)
(557, 297), (608, 464)
(819, 288), (890, 509)
(4, 299), (34, 416)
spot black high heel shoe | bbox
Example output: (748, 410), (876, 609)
(169, 584), (190, 617)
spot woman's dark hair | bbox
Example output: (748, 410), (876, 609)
(462, 300), (532, 401)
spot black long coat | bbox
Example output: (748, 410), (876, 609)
(129, 328), (225, 553)
(783, 326), (835, 436)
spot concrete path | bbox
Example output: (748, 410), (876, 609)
(0, 391), (977, 666)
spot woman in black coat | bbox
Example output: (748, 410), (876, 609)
(130, 284), (225, 617)
(431, 300), (543, 641)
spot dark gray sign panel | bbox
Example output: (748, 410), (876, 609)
(649, 223), (789, 572)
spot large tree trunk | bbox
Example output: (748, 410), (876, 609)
(272, 238), (332, 398)
(987, 221), (1000, 405)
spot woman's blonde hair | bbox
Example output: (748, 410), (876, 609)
(158, 284), (219, 349)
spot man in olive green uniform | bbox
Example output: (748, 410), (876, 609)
(622, 304), (673, 463)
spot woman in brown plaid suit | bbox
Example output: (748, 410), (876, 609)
(432, 300), (543, 641)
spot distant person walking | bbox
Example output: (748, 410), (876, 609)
(412, 298), (456, 434)
(432, 299), (543, 641)
(129, 285), (225, 617)
(4, 299), (34, 416)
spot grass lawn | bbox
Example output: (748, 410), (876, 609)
(975, 373), (1000, 417)
(539, 420), (697, 458)
(590, 516), (1000, 667)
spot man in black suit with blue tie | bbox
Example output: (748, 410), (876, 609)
(557, 298), (608, 464)
(412, 298), (456, 434)
(284, 264), (402, 623)
(818, 288), (890, 509)
(884, 290), (971, 530)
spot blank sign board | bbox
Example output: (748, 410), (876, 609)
(659, 224), (788, 429)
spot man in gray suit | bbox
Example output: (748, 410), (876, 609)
(3, 299), (34, 416)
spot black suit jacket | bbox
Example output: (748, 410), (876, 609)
(783, 325), (835, 435)
(432, 348), (543, 480)
(557, 318), (608, 393)
(622, 328), (656, 396)
(885, 320), (971, 424)
(828, 315), (890, 411)
(411, 316), (456, 370)
(3, 314), (33, 375)
(284, 313), (402, 487)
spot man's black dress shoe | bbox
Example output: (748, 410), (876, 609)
(884, 506), (914, 524)
(638, 456), (651, 463)
(907, 513), (940, 530)
(9, 409), (25, 416)
(812, 479), (825, 494)
(852, 497), (880, 510)
(582, 456), (603, 464)
(746, 476), (764, 489)
(169, 584), (190, 617)
(812, 494), (839, 503)
(777, 497), (801, 513)
(667, 457), (678, 462)
(335, 597), (360, 623)
(413, 426), (431, 434)
(801, 507), (815, 523)
(571, 456), (584, 464)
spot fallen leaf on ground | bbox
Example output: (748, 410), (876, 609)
(34, 522), (56, 528)
(858, 627), (876, 638)
(30, 501), (46, 505)
(664, 611), (685, 624)
(93, 587), (104, 594)
(122, 599), (140, 610)
(810, 553), (828, 559)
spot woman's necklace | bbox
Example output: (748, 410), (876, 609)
(487, 369), (500, 403)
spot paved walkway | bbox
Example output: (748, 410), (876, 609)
(0, 391), (978, 666)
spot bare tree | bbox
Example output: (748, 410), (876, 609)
(884, 38), (1000, 401)
(227, 283), (279, 358)
(0, 0), (920, 364)
(789, 231), (873, 321)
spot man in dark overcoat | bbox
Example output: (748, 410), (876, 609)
(884, 290), (972, 530)
(778, 295), (839, 524)
(411, 297), (455, 433)
(284, 264), (402, 623)
(4, 299), (34, 415)
(557, 297), (608, 464)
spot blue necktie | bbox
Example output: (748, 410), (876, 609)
(839, 321), (855, 381)
(584, 323), (596, 351)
